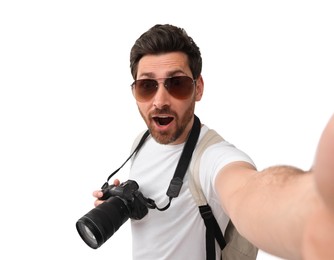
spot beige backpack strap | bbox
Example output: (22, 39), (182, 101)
(188, 129), (258, 260)
(189, 129), (225, 259)
(189, 129), (223, 206)
(131, 130), (148, 153)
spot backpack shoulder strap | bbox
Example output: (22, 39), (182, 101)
(189, 129), (226, 260)
(189, 129), (258, 260)
(189, 129), (224, 206)
(131, 130), (149, 153)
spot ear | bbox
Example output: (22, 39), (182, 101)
(195, 75), (204, 101)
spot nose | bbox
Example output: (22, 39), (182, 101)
(152, 81), (171, 109)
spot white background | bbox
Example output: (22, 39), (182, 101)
(0, 1), (333, 259)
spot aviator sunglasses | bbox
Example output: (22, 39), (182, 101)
(131, 76), (196, 102)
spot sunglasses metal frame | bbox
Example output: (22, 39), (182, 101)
(131, 75), (196, 102)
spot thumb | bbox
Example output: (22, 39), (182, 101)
(313, 114), (334, 211)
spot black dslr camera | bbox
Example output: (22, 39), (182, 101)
(76, 180), (150, 249)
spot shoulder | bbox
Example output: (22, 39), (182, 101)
(198, 125), (255, 170)
(197, 126), (256, 198)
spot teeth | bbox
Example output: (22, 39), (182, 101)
(153, 115), (169, 119)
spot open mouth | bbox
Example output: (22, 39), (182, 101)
(153, 116), (174, 126)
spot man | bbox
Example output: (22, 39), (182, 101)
(93, 24), (334, 259)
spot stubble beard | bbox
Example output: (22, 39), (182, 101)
(138, 101), (196, 145)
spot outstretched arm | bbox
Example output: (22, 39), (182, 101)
(215, 114), (334, 259)
(303, 114), (334, 259)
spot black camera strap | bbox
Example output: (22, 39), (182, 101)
(103, 115), (201, 211)
(136, 115), (201, 211)
(162, 115), (201, 209)
(102, 129), (150, 188)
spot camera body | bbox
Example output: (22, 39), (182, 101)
(76, 180), (148, 249)
(100, 180), (148, 219)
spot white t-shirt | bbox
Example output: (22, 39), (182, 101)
(129, 125), (255, 260)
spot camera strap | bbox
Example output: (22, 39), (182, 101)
(102, 129), (150, 188)
(163, 115), (201, 208)
(139, 115), (201, 211)
(102, 115), (201, 211)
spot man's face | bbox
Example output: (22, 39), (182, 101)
(133, 52), (203, 145)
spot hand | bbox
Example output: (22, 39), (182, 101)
(302, 114), (334, 259)
(314, 114), (334, 210)
(92, 179), (120, 207)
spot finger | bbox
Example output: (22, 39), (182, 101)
(92, 190), (103, 198)
(113, 179), (120, 186)
(314, 113), (334, 211)
(94, 199), (104, 207)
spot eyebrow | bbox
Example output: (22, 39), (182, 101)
(137, 69), (187, 79)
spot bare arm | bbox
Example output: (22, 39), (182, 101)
(215, 114), (334, 259)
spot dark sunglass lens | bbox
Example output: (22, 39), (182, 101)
(135, 79), (157, 101)
(168, 76), (194, 99)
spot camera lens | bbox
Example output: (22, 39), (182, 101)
(76, 220), (100, 249)
(76, 197), (130, 249)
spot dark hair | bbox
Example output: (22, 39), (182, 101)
(130, 24), (202, 80)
